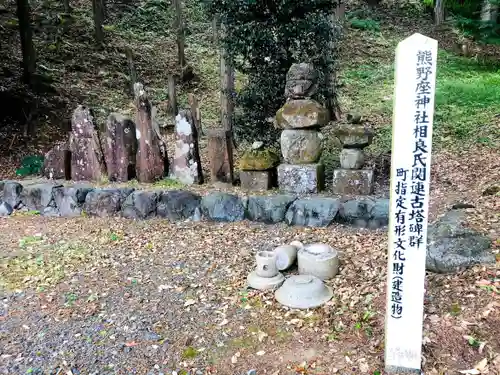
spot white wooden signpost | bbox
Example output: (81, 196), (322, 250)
(385, 33), (438, 374)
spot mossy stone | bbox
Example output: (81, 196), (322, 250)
(239, 149), (280, 171)
(276, 99), (329, 129)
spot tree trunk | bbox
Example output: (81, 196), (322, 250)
(16, 0), (36, 85)
(481, 0), (498, 22)
(92, 0), (104, 44)
(172, 0), (186, 72)
(125, 47), (137, 96)
(434, 0), (445, 25)
(62, 0), (71, 13)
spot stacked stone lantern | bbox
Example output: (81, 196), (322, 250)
(276, 63), (328, 194)
(331, 117), (375, 195)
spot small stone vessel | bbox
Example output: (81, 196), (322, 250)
(247, 251), (285, 291)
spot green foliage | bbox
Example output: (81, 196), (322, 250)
(116, 0), (174, 35)
(204, 0), (341, 145)
(343, 50), (500, 152)
(447, 0), (500, 45)
(15, 155), (44, 177)
(349, 18), (380, 31)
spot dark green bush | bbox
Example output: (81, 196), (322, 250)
(204, 0), (342, 146)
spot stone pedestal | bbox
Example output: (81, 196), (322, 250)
(278, 164), (324, 194)
(331, 169), (374, 195)
(240, 170), (276, 191)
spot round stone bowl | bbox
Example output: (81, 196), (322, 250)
(275, 274), (333, 309)
(297, 243), (339, 280)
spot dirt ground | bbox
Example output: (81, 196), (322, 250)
(1, 147), (499, 375)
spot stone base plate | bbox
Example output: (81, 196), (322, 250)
(247, 271), (285, 291)
(331, 168), (374, 195)
(240, 170), (276, 191)
(278, 163), (324, 194)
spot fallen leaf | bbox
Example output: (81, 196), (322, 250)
(184, 299), (196, 307)
(475, 358), (488, 371)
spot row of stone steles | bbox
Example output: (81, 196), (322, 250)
(42, 83), (206, 186)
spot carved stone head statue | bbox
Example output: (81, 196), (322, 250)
(284, 63), (318, 100)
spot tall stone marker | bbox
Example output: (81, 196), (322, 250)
(385, 33), (438, 374)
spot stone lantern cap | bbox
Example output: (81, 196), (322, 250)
(333, 123), (374, 149)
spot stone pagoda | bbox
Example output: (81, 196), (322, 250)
(331, 116), (375, 195)
(276, 63), (328, 194)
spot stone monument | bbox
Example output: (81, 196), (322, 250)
(276, 63), (328, 194)
(331, 118), (375, 195)
(239, 141), (279, 191)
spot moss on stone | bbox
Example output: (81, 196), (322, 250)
(239, 148), (280, 171)
(276, 99), (328, 129)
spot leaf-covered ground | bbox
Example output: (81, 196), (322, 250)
(1, 146), (499, 375)
(1, 0), (499, 374)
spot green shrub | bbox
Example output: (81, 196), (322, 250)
(204, 0), (342, 146)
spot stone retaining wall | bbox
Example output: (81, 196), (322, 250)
(0, 181), (389, 228)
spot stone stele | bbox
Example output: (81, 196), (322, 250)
(276, 99), (329, 130)
(278, 163), (324, 194)
(331, 169), (374, 195)
(280, 129), (323, 164)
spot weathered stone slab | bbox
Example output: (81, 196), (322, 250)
(280, 129), (323, 164)
(339, 148), (364, 169)
(338, 197), (389, 229)
(331, 169), (374, 195)
(172, 110), (203, 185)
(240, 170), (275, 191)
(246, 195), (295, 224)
(2, 181), (23, 209)
(104, 113), (137, 182)
(201, 192), (246, 222)
(54, 186), (94, 217)
(134, 83), (167, 183)
(20, 183), (62, 211)
(278, 164), (324, 194)
(83, 188), (134, 217)
(207, 129), (234, 183)
(69, 105), (106, 181)
(0, 201), (13, 216)
(333, 124), (374, 149)
(426, 209), (495, 273)
(285, 198), (340, 227)
(43, 140), (71, 180)
(121, 191), (159, 219)
(157, 190), (201, 220)
(276, 99), (328, 129)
